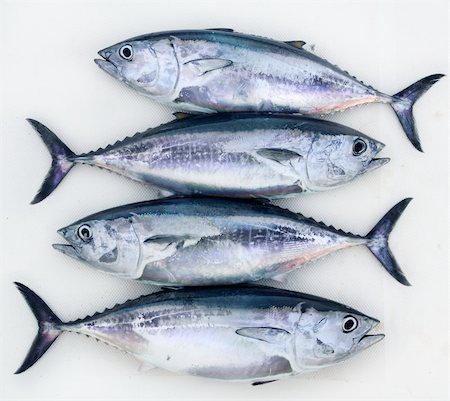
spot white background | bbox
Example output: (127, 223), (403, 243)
(0, 0), (448, 400)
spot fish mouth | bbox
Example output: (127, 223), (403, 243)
(357, 333), (385, 348)
(354, 319), (385, 352)
(53, 228), (83, 261)
(94, 50), (122, 80)
(365, 142), (390, 173)
(52, 243), (83, 261)
(365, 157), (390, 173)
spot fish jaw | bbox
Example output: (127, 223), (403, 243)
(364, 157), (390, 174)
(94, 52), (123, 81)
(52, 243), (83, 262)
(364, 141), (390, 174)
(52, 227), (84, 261)
(352, 319), (385, 354)
(355, 334), (385, 352)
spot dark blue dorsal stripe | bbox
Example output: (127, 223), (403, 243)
(69, 285), (371, 326)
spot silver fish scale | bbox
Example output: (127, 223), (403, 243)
(15, 282), (384, 380)
(54, 196), (389, 286)
(58, 112), (389, 198)
(93, 29), (444, 152)
(136, 211), (357, 286)
(168, 36), (378, 114)
(88, 127), (310, 195)
(56, 285), (382, 382)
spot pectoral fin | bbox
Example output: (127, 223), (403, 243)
(184, 58), (233, 76)
(143, 235), (195, 249)
(256, 148), (303, 163)
(236, 327), (291, 343)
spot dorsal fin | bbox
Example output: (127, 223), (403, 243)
(70, 286), (190, 325)
(285, 40), (306, 49)
(207, 28), (234, 32)
(80, 117), (194, 157)
(301, 215), (357, 238)
(271, 203), (359, 238)
(70, 293), (152, 324)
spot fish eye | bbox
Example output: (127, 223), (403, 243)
(77, 224), (93, 241)
(342, 315), (358, 333)
(353, 138), (367, 156)
(119, 44), (133, 60)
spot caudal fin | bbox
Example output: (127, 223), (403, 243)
(365, 198), (412, 286)
(15, 282), (63, 374)
(391, 74), (444, 152)
(28, 119), (76, 204)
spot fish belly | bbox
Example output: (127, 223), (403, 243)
(74, 304), (296, 381)
(139, 326), (294, 381)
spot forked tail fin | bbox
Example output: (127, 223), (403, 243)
(365, 198), (412, 286)
(391, 74), (444, 152)
(28, 119), (76, 204)
(15, 282), (63, 374)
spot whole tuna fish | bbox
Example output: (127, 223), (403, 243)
(28, 113), (388, 204)
(95, 28), (444, 151)
(15, 283), (384, 383)
(54, 197), (411, 286)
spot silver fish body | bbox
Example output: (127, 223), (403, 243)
(28, 114), (388, 204)
(95, 29), (444, 151)
(15, 283), (384, 383)
(54, 197), (411, 286)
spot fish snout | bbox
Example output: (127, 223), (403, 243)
(94, 55), (121, 79)
(364, 141), (390, 173)
(56, 227), (67, 238)
(354, 317), (384, 350)
(374, 141), (385, 154)
(98, 49), (112, 60)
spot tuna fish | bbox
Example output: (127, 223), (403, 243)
(95, 29), (444, 151)
(28, 113), (388, 204)
(53, 197), (411, 286)
(14, 283), (384, 384)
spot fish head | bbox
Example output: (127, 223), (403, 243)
(305, 134), (389, 191)
(95, 37), (179, 97)
(53, 217), (142, 279)
(293, 306), (384, 369)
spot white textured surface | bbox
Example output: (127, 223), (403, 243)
(0, 0), (448, 400)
